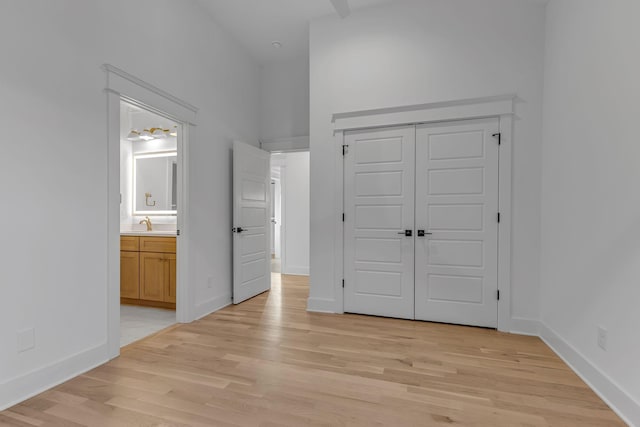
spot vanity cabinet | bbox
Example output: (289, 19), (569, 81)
(120, 251), (140, 299)
(121, 235), (176, 309)
(140, 252), (176, 303)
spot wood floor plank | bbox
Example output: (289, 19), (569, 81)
(0, 274), (625, 426)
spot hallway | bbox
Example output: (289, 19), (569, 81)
(1, 274), (622, 426)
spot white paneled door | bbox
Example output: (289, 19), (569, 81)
(414, 119), (499, 328)
(343, 119), (500, 327)
(344, 126), (416, 319)
(233, 141), (271, 304)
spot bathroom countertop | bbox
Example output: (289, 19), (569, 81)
(120, 230), (177, 237)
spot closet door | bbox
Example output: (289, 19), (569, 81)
(414, 119), (499, 327)
(343, 126), (416, 319)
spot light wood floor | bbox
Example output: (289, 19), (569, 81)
(1, 274), (624, 426)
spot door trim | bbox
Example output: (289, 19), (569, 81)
(331, 95), (514, 332)
(104, 64), (197, 359)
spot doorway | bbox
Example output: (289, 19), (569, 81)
(119, 101), (181, 346)
(270, 151), (310, 278)
(230, 144), (310, 304)
(105, 64), (196, 359)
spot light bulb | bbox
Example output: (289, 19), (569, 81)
(127, 130), (140, 141)
(140, 130), (153, 140)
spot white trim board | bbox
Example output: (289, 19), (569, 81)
(307, 298), (336, 314)
(540, 324), (640, 427)
(326, 95), (516, 333)
(282, 266), (310, 276)
(0, 344), (107, 412)
(194, 294), (232, 321)
(332, 95), (515, 132)
(102, 64), (198, 124)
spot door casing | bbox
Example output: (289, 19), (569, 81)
(104, 64), (197, 359)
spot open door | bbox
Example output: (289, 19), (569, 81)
(233, 141), (271, 304)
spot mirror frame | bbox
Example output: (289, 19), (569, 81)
(132, 150), (178, 216)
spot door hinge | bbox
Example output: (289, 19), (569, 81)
(342, 279), (345, 288)
(342, 213), (345, 222)
(177, 229), (181, 236)
(492, 132), (502, 145)
(497, 290), (500, 300)
(342, 144), (349, 156)
(497, 212), (501, 223)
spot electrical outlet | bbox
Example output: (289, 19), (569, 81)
(207, 276), (213, 288)
(17, 328), (35, 353)
(597, 326), (608, 351)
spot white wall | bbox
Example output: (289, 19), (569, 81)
(259, 57), (310, 142)
(0, 0), (259, 409)
(309, 0), (545, 327)
(281, 152), (310, 275)
(540, 0), (640, 423)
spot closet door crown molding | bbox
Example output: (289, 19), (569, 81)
(332, 95), (515, 133)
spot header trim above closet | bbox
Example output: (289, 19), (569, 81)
(332, 94), (515, 133)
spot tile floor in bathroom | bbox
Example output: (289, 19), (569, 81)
(120, 305), (176, 347)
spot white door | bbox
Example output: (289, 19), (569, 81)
(414, 119), (500, 327)
(273, 178), (282, 259)
(343, 126), (416, 319)
(233, 141), (271, 304)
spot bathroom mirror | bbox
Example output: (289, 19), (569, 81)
(133, 151), (177, 215)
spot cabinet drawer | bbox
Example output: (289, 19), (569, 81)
(140, 236), (176, 253)
(120, 236), (139, 252)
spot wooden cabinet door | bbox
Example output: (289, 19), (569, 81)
(120, 251), (140, 299)
(165, 254), (177, 303)
(140, 252), (167, 302)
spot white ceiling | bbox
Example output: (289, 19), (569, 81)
(195, 0), (396, 64)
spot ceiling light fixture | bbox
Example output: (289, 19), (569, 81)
(127, 130), (140, 141)
(151, 127), (166, 138)
(271, 41), (282, 48)
(139, 129), (153, 140)
(126, 127), (176, 141)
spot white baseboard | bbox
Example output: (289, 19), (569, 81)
(193, 294), (232, 321)
(307, 297), (336, 313)
(539, 323), (639, 427)
(282, 265), (309, 276)
(0, 343), (108, 411)
(509, 317), (541, 336)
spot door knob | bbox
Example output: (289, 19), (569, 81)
(232, 227), (244, 233)
(417, 230), (432, 237)
(397, 230), (412, 237)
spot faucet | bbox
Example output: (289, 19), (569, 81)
(139, 216), (153, 231)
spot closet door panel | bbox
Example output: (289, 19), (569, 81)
(343, 126), (415, 319)
(414, 119), (500, 328)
